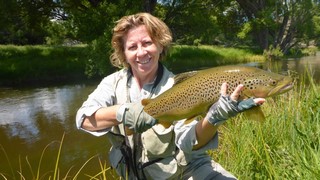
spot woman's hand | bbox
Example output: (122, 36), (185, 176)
(193, 83), (265, 150)
(205, 83), (265, 126)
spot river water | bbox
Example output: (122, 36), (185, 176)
(1, 53), (320, 178)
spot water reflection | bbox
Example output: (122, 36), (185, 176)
(0, 85), (83, 141)
(0, 84), (111, 178)
(262, 52), (320, 84)
(1, 52), (320, 178)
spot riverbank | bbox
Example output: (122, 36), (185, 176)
(0, 45), (265, 87)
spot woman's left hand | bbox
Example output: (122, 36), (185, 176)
(205, 83), (265, 126)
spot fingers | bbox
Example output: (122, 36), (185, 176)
(221, 83), (266, 104)
(230, 84), (244, 101)
(253, 98), (265, 105)
(220, 82), (228, 96)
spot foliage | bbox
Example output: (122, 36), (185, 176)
(155, 0), (221, 45)
(84, 34), (116, 78)
(0, 0), (57, 44)
(263, 45), (284, 60)
(1, 0), (320, 75)
(234, 0), (318, 54)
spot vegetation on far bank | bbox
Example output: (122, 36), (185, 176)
(0, 45), (88, 87)
(0, 45), (267, 87)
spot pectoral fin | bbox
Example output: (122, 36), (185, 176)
(243, 106), (266, 122)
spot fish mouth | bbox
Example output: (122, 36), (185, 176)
(268, 77), (294, 97)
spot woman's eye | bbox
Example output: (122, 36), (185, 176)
(128, 46), (137, 50)
(144, 41), (153, 46)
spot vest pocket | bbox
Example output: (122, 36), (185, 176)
(142, 124), (176, 159)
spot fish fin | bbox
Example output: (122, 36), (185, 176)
(141, 99), (152, 106)
(174, 71), (199, 85)
(184, 115), (202, 125)
(243, 106), (266, 122)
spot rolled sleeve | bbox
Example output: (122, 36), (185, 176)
(75, 75), (118, 136)
(174, 120), (219, 154)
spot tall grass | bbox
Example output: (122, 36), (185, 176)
(0, 133), (118, 179)
(212, 70), (320, 179)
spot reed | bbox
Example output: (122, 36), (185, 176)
(0, 133), (116, 179)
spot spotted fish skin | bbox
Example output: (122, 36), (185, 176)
(141, 65), (294, 124)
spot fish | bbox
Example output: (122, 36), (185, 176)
(141, 65), (294, 126)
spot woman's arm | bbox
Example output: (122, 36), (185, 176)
(81, 105), (121, 131)
(193, 83), (265, 150)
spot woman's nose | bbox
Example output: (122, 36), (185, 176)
(137, 46), (147, 57)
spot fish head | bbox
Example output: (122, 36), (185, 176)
(241, 70), (294, 99)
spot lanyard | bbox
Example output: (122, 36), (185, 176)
(123, 63), (164, 179)
(126, 62), (164, 102)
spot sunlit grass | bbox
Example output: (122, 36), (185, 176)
(211, 69), (320, 179)
(0, 45), (88, 86)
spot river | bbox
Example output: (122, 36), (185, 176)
(1, 53), (320, 178)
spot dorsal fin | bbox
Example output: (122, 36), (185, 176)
(174, 71), (198, 85)
(141, 98), (152, 106)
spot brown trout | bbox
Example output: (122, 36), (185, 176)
(141, 65), (294, 125)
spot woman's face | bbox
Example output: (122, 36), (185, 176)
(123, 25), (163, 78)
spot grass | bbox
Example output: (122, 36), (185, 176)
(0, 45), (88, 87)
(211, 69), (320, 179)
(164, 45), (265, 73)
(0, 133), (118, 179)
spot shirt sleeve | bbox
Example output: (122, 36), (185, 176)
(174, 119), (219, 154)
(75, 74), (117, 136)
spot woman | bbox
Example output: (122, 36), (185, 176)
(76, 12), (265, 179)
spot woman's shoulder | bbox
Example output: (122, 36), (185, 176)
(101, 68), (129, 82)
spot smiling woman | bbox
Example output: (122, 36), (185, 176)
(75, 12), (265, 180)
(123, 25), (163, 88)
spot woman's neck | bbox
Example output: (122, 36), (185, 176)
(131, 68), (158, 90)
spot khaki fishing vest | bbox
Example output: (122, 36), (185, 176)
(106, 67), (187, 179)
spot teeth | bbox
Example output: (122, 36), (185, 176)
(139, 59), (151, 64)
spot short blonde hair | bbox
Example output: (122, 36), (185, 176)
(110, 13), (172, 68)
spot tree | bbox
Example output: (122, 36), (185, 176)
(0, 0), (58, 44)
(235, 0), (317, 55)
(155, 0), (221, 45)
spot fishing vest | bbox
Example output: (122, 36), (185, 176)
(106, 64), (186, 179)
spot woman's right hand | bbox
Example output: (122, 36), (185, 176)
(116, 103), (158, 134)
